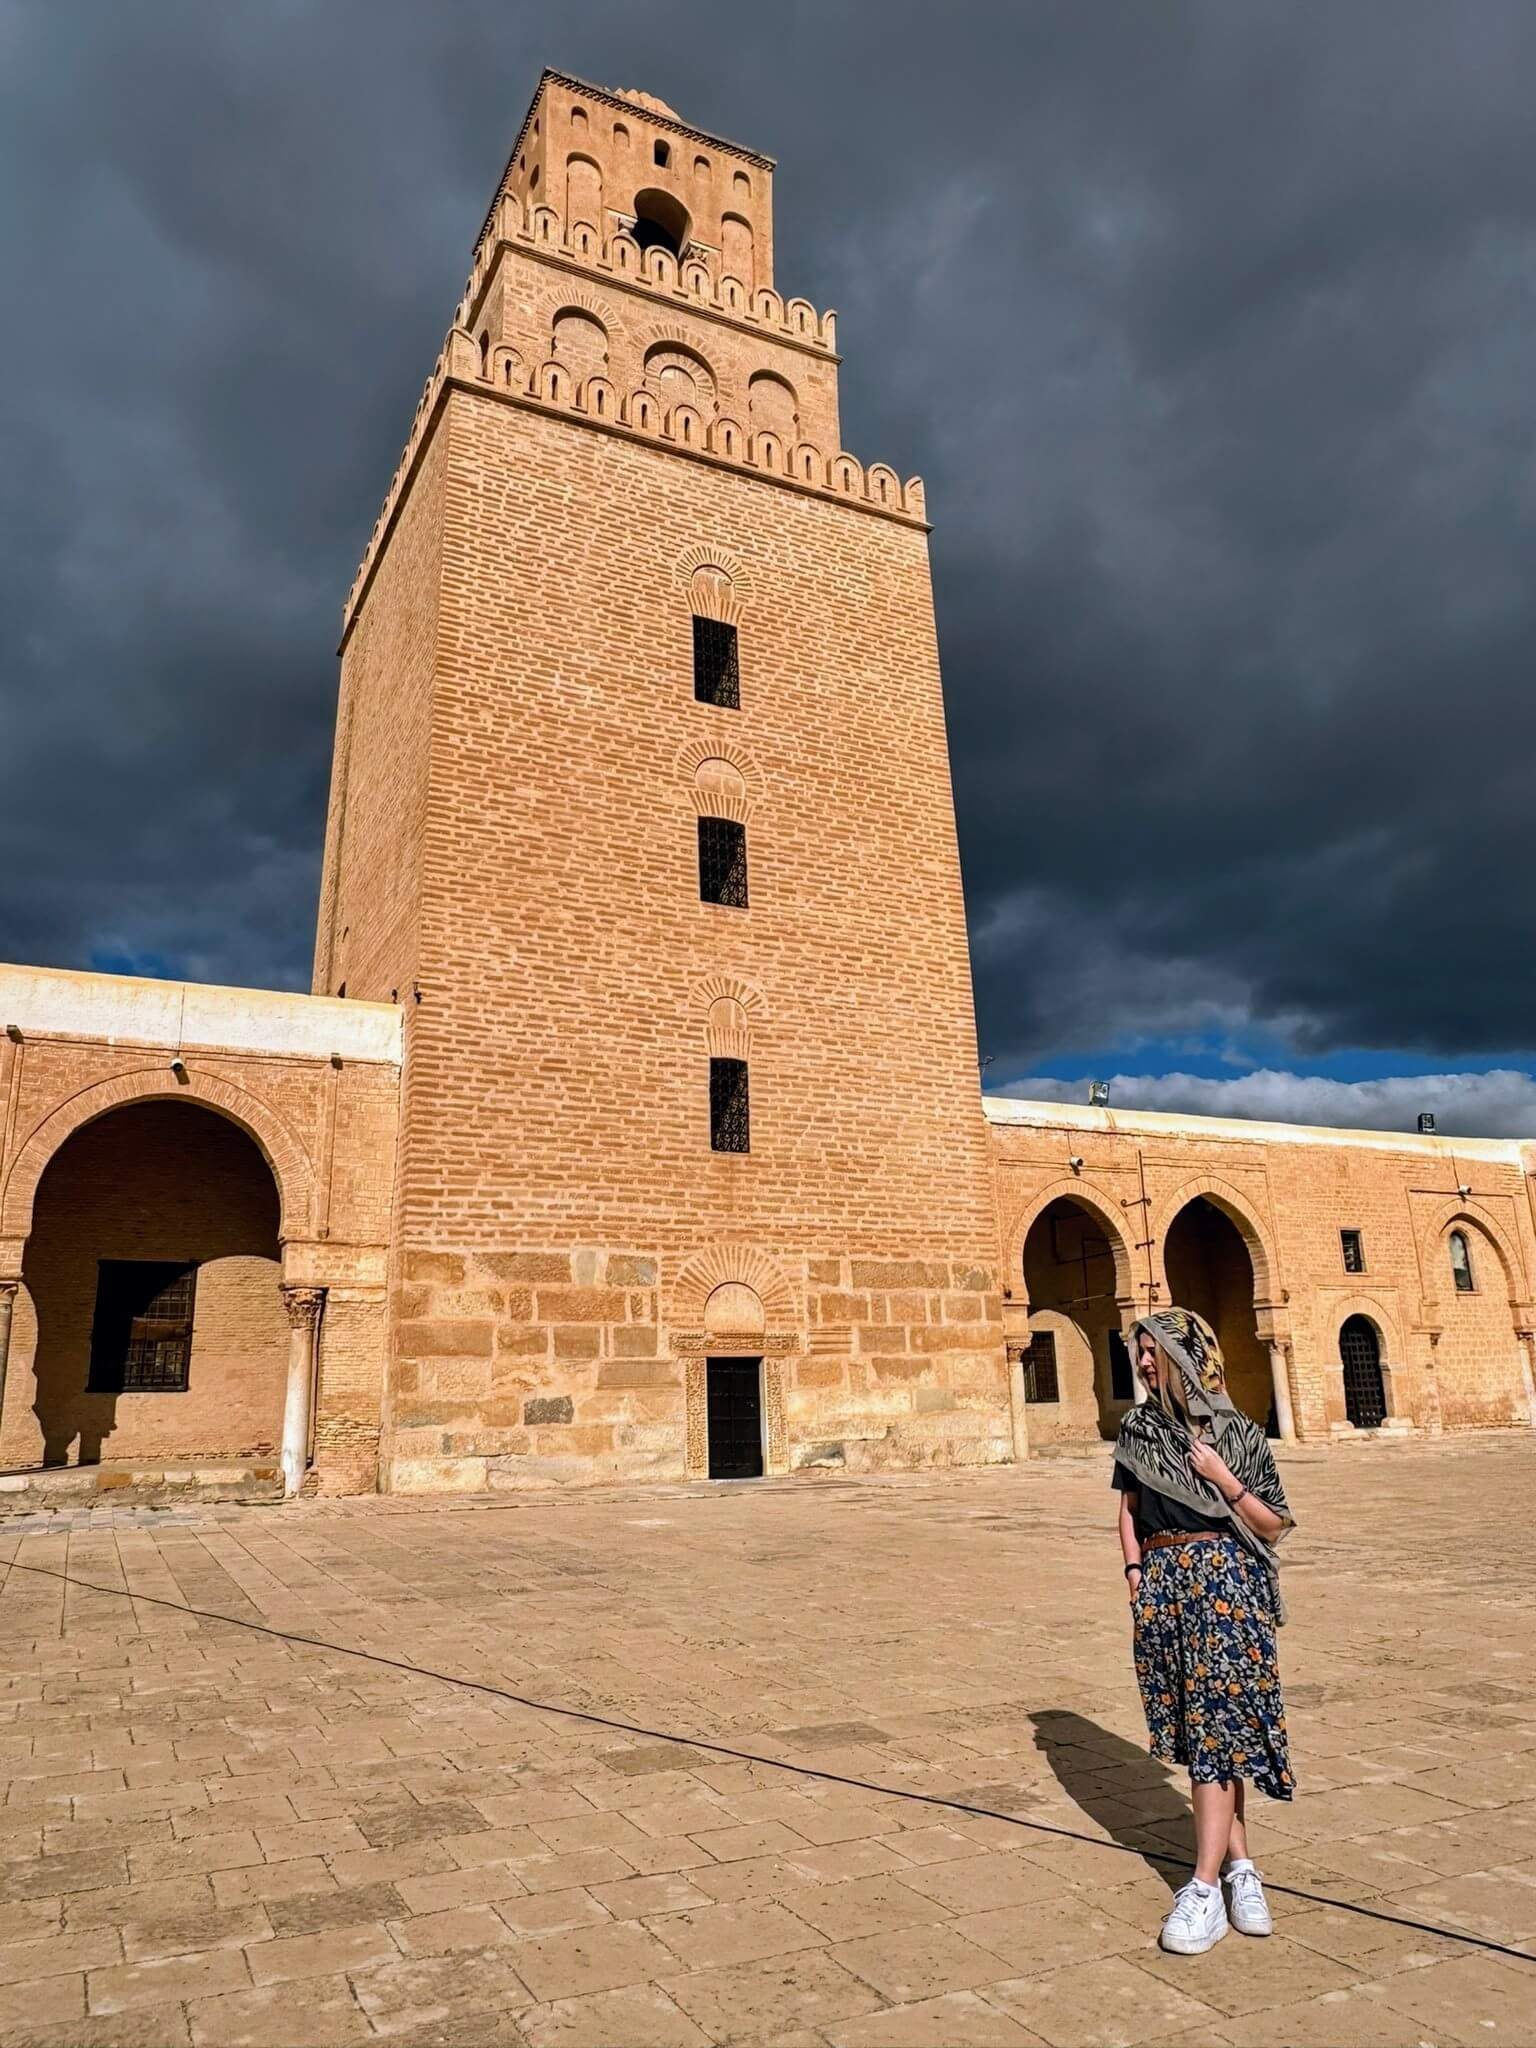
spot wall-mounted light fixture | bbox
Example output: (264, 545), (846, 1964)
(1417, 1112), (1437, 1135)
(1088, 1081), (1110, 1107)
(4, 1023), (20, 1042)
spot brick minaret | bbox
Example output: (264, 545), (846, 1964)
(315, 70), (1011, 1488)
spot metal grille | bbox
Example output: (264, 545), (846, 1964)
(1021, 1331), (1059, 1403)
(89, 1260), (197, 1393)
(698, 817), (748, 907)
(693, 617), (740, 708)
(710, 1057), (750, 1153)
(1339, 1315), (1386, 1429)
(1108, 1330), (1134, 1401)
(706, 1357), (764, 1478)
(1340, 1229), (1365, 1273)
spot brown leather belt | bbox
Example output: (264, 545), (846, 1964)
(1141, 1529), (1233, 1554)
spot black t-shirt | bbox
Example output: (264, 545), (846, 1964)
(1112, 1460), (1229, 1540)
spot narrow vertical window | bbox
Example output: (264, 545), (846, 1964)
(1021, 1332), (1059, 1403)
(1449, 1230), (1475, 1293)
(693, 617), (740, 707)
(698, 817), (748, 906)
(89, 1261), (197, 1392)
(1340, 1228), (1365, 1273)
(710, 1057), (750, 1152)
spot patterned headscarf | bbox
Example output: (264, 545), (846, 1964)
(1117, 1306), (1294, 1622)
(1138, 1306), (1234, 1419)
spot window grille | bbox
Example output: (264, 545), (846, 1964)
(1021, 1331), (1059, 1403)
(698, 817), (748, 907)
(1449, 1230), (1475, 1293)
(1339, 1315), (1387, 1429)
(692, 617), (740, 708)
(710, 1057), (750, 1152)
(1108, 1330), (1134, 1401)
(1340, 1229), (1365, 1274)
(89, 1260), (197, 1393)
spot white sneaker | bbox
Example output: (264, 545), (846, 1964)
(1159, 1878), (1229, 1954)
(1224, 1860), (1273, 1936)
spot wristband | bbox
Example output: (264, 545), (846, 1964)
(1224, 1486), (1249, 1509)
(1123, 1562), (1142, 1577)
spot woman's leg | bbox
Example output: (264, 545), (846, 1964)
(1226, 1778), (1250, 1865)
(1190, 1778), (1237, 1886)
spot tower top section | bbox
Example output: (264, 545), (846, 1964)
(478, 69), (778, 291)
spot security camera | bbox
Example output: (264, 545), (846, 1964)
(1068, 1155), (1085, 1173)
(169, 1056), (187, 1076)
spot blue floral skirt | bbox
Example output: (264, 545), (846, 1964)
(1132, 1536), (1294, 1801)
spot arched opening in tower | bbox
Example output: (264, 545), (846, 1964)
(631, 187), (690, 259)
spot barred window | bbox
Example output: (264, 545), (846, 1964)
(693, 617), (740, 708)
(1021, 1331), (1059, 1403)
(1340, 1228), (1365, 1274)
(698, 817), (748, 907)
(89, 1260), (197, 1393)
(710, 1057), (750, 1153)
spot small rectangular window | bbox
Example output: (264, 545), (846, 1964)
(710, 1057), (750, 1153)
(698, 817), (748, 907)
(1340, 1229), (1365, 1274)
(1108, 1330), (1133, 1402)
(1021, 1332), (1059, 1404)
(692, 617), (740, 708)
(89, 1260), (197, 1393)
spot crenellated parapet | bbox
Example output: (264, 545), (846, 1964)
(457, 194), (837, 354)
(342, 322), (926, 637)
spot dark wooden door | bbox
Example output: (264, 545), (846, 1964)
(707, 1357), (764, 1479)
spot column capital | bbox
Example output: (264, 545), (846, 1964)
(0, 1277), (20, 1300)
(280, 1285), (326, 1332)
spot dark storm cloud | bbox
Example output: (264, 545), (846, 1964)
(4, 4), (1534, 1084)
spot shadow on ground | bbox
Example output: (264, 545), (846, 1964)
(1031, 1708), (1195, 1891)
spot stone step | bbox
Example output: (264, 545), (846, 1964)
(0, 1461), (283, 1513)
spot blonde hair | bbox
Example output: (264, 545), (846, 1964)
(1147, 1335), (1197, 1433)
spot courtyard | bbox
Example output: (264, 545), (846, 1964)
(0, 1435), (1532, 2047)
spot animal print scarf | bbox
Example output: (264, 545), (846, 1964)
(1116, 1307), (1294, 1624)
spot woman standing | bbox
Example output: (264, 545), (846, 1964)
(1113, 1307), (1295, 1955)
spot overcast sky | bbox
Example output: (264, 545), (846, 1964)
(5, 2), (1536, 1134)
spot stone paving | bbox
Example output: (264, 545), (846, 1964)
(0, 1433), (1533, 2047)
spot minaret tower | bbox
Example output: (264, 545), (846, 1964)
(315, 71), (1010, 1489)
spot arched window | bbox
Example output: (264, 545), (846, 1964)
(748, 370), (797, 438)
(550, 308), (608, 381)
(654, 138), (671, 167)
(1339, 1315), (1387, 1429)
(1449, 1230), (1475, 1293)
(632, 187), (689, 258)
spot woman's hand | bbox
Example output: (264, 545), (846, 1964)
(1187, 1439), (1234, 1491)
(1125, 1564), (1143, 1604)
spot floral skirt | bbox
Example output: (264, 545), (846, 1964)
(1131, 1536), (1294, 1801)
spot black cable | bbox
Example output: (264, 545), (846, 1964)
(5, 1554), (1532, 1970)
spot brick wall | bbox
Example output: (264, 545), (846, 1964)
(988, 1101), (1536, 1444)
(0, 976), (400, 1490)
(335, 319), (1007, 1488)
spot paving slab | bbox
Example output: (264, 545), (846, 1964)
(0, 1432), (1530, 2044)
